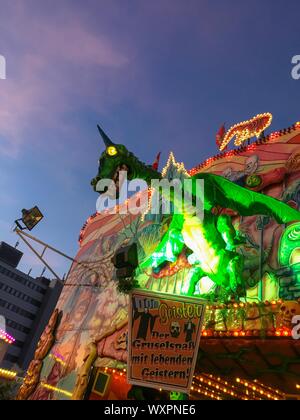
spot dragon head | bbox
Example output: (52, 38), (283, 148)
(91, 125), (161, 195)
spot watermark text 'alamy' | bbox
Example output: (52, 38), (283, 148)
(0, 55), (6, 80)
(95, 172), (204, 218)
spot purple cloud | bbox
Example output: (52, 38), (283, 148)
(0, 1), (130, 157)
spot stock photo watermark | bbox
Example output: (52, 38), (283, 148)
(0, 55), (6, 79)
(291, 55), (300, 80)
(292, 315), (300, 340)
(95, 171), (204, 217)
(0, 315), (6, 333)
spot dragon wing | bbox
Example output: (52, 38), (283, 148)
(198, 173), (300, 224)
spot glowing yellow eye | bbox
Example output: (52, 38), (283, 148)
(107, 146), (118, 156)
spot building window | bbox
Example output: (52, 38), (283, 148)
(0, 265), (47, 295)
(13, 339), (25, 349)
(0, 298), (35, 320)
(0, 281), (41, 308)
(3, 353), (19, 363)
(6, 318), (30, 334)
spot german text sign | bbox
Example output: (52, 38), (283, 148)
(128, 289), (206, 393)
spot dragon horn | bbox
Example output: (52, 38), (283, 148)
(152, 152), (161, 171)
(97, 124), (115, 147)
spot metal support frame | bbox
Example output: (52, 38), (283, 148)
(256, 215), (270, 301)
(14, 228), (98, 282)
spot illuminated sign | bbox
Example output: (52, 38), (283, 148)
(127, 289), (206, 393)
(219, 113), (273, 151)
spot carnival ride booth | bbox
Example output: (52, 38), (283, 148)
(18, 118), (300, 400)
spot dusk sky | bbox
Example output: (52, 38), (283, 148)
(0, 0), (299, 277)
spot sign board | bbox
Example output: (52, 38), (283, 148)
(92, 370), (111, 397)
(127, 289), (206, 393)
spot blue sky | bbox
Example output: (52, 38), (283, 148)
(0, 0), (299, 277)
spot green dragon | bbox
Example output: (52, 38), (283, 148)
(91, 125), (300, 298)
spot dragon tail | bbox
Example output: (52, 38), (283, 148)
(200, 173), (300, 224)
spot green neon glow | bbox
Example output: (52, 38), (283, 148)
(93, 137), (300, 300)
(169, 391), (187, 400)
(142, 177), (300, 299)
(279, 222), (300, 284)
(279, 223), (300, 266)
(290, 248), (300, 265)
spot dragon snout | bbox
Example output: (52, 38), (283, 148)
(91, 176), (100, 188)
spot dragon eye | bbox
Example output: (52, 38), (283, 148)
(107, 146), (118, 156)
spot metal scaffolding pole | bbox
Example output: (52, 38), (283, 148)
(14, 228), (99, 282)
